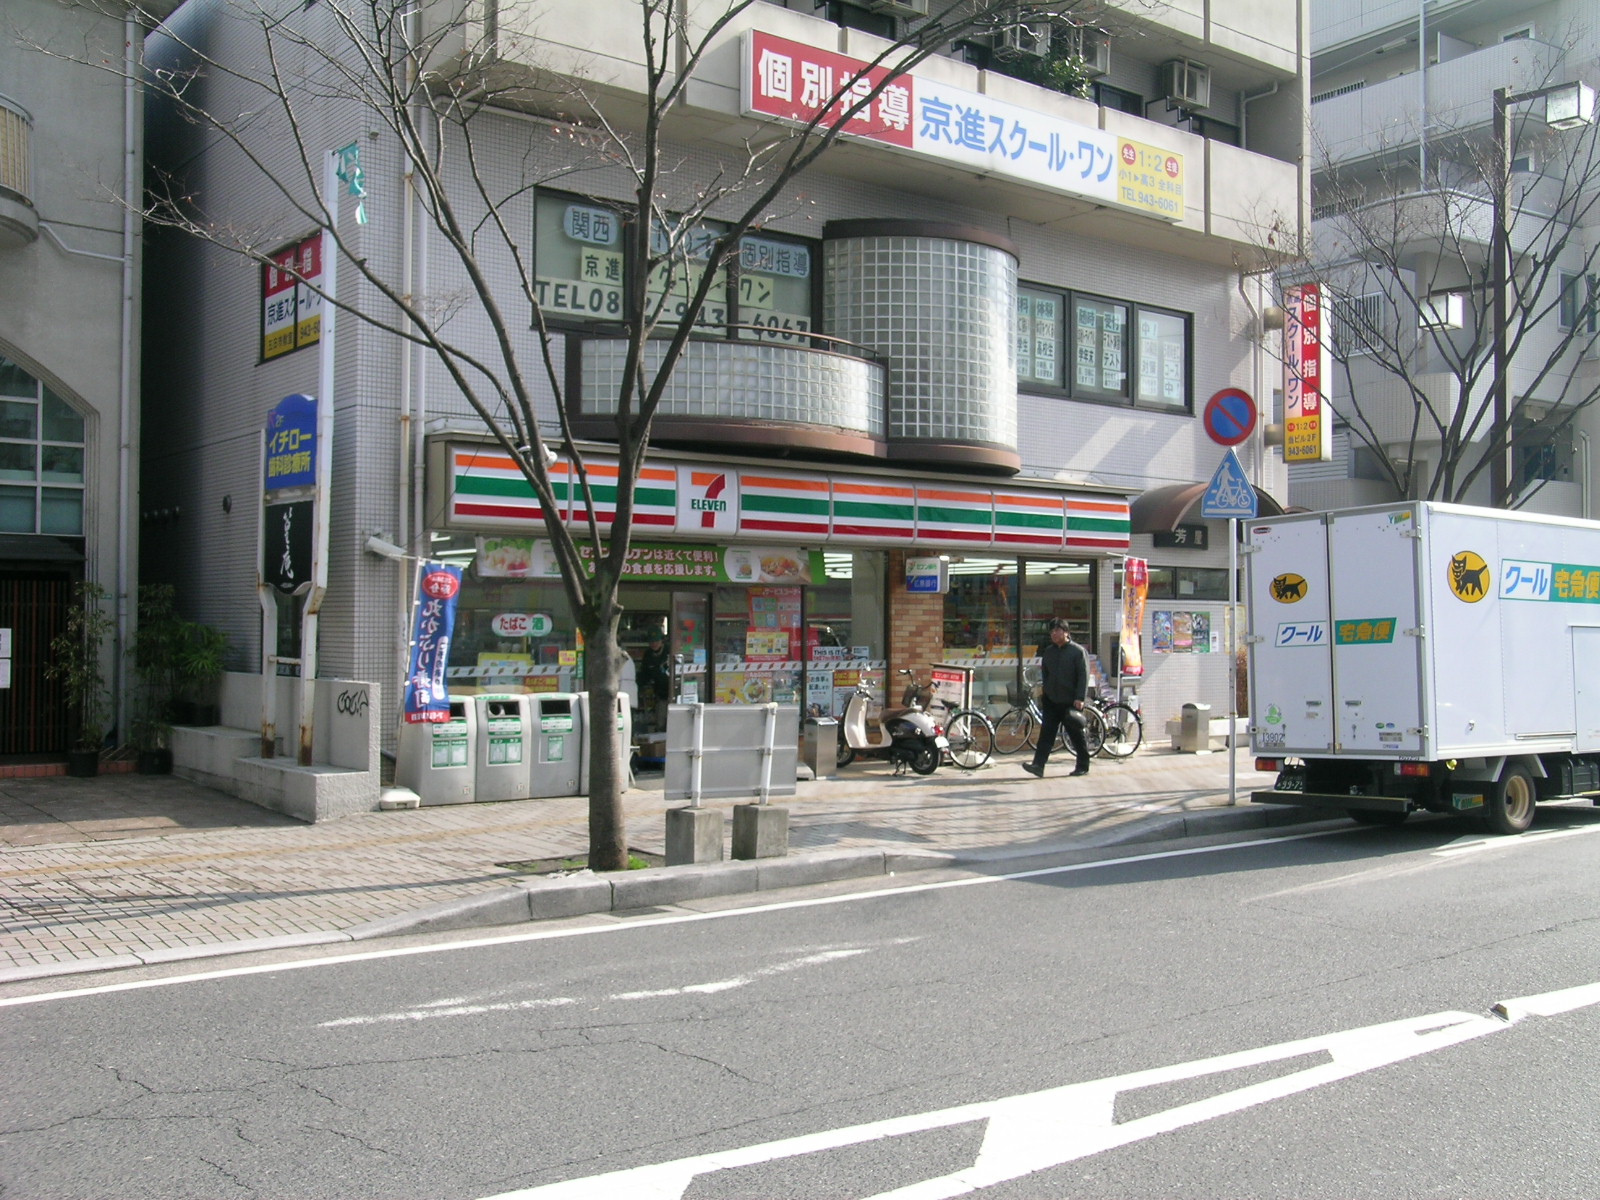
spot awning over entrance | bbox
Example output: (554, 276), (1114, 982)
(1128, 481), (1286, 533)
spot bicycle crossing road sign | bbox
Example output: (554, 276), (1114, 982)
(1200, 448), (1257, 518)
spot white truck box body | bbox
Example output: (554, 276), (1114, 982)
(1247, 502), (1600, 762)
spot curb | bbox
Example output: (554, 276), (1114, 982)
(0, 803), (1327, 985)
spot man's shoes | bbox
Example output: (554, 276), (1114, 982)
(1069, 766), (1090, 777)
(1021, 762), (1044, 778)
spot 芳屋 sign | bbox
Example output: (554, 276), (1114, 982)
(261, 233), (324, 361)
(741, 31), (1183, 223)
(1283, 283), (1332, 463)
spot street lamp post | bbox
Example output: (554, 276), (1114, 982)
(1489, 81), (1596, 508)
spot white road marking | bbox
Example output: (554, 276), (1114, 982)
(1432, 824), (1600, 857)
(0, 826), (1477, 1010)
(609, 947), (871, 1000)
(321, 945), (888, 1025)
(319, 996), (577, 1027)
(477, 981), (1600, 1200)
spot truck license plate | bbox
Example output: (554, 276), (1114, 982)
(1274, 776), (1304, 792)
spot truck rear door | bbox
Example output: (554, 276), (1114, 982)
(1247, 515), (1333, 754)
(1327, 507), (1425, 755)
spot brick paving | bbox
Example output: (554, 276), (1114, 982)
(0, 749), (1277, 979)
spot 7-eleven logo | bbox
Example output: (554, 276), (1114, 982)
(678, 467), (737, 533)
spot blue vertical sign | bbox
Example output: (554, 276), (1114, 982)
(403, 564), (462, 724)
(265, 394), (318, 491)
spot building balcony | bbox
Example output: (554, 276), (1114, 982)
(0, 93), (38, 248)
(570, 331), (894, 464)
(1312, 38), (1561, 168)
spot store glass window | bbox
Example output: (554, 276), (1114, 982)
(941, 557), (1020, 713)
(445, 534), (581, 693)
(1017, 288), (1063, 389)
(735, 233), (814, 343)
(647, 216), (731, 331)
(1134, 307), (1189, 410)
(1017, 285), (1191, 412)
(0, 357), (85, 535)
(533, 192), (625, 323)
(1071, 295), (1130, 401)
(1020, 558), (1097, 678)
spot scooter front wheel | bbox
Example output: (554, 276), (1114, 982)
(837, 741), (857, 768)
(910, 746), (939, 775)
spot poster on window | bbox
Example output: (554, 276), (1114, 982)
(746, 586), (801, 662)
(1150, 611), (1213, 654)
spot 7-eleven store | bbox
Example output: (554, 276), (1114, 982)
(429, 441), (1131, 738)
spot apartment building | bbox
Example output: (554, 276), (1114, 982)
(0, 0), (179, 759)
(1299, 0), (1600, 514)
(141, 0), (1307, 784)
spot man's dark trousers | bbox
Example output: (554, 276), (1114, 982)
(1031, 696), (1091, 774)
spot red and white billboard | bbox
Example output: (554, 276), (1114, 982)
(1283, 283), (1332, 463)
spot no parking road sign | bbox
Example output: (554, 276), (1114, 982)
(1203, 387), (1257, 447)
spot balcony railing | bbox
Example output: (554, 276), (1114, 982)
(0, 93), (37, 247)
(573, 329), (889, 460)
(0, 93), (30, 202)
(1312, 39), (1561, 166)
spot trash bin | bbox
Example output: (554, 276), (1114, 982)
(473, 694), (533, 802)
(395, 698), (475, 804)
(528, 693), (583, 797)
(577, 691), (633, 794)
(1179, 702), (1212, 753)
(803, 716), (838, 779)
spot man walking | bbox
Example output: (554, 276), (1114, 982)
(1022, 618), (1091, 778)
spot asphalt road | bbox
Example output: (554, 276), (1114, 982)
(5, 806), (1600, 1199)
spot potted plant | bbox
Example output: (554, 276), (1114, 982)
(132, 584), (228, 767)
(46, 581), (114, 777)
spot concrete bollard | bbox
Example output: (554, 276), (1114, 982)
(732, 803), (789, 859)
(665, 806), (724, 865)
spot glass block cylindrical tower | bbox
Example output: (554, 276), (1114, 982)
(823, 220), (1019, 473)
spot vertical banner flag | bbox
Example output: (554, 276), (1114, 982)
(403, 563), (462, 723)
(1284, 283), (1332, 463)
(1120, 557), (1149, 677)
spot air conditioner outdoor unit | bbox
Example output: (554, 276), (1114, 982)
(1161, 58), (1211, 110)
(864, 0), (930, 17)
(1067, 27), (1111, 77)
(992, 20), (1051, 61)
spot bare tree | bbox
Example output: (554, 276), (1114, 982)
(1279, 83), (1600, 506)
(35, 0), (1125, 868)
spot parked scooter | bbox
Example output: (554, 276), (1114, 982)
(836, 669), (947, 775)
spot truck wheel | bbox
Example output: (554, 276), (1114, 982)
(1348, 809), (1408, 827)
(1485, 764), (1536, 835)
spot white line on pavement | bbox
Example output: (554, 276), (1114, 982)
(474, 981), (1600, 1200)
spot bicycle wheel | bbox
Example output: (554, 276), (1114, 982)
(1096, 702), (1143, 759)
(1079, 706), (1106, 757)
(945, 709), (994, 769)
(993, 707), (1032, 755)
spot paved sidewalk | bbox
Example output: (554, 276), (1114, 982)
(1, 749), (1290, 982)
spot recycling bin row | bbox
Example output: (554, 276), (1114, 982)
(395, 692), (632, 805)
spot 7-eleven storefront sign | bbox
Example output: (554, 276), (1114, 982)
(443, 445), (1130, 554)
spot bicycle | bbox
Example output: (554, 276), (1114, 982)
(992, 673), (1141, 760)
(1086, 694), (1143, 759)
(900, 669), (994, 770)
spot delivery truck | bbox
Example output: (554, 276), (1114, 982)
(1245, 502), (1600, 833)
